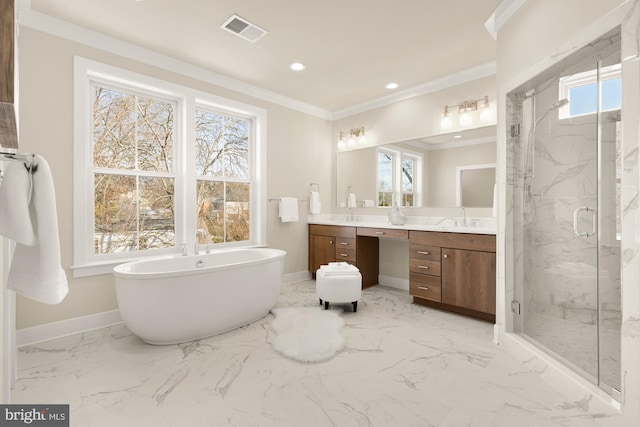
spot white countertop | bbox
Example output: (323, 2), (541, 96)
(308, 214), (496, 235)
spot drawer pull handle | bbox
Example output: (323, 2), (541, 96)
(340, 253), (349, 257)
(375, 231), (385, 235)
(418, 265), (430, 270)
(340, 242), (349, 246)
(417, 251), (430, 255)
(443, 254), (448, 259)
(418, 286), (430, 291)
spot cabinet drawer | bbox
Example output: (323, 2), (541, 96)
(336, 237), (356, 249)
(409, 244), (441, 261)
(409, 259), (441, 276)
(410, 273), (441, 302)
(357, 227), (408, 239)
(309, 224), (356, 238)
(335, 248), (356, 262)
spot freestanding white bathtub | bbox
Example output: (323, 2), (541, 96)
(113, 247), (286, 345)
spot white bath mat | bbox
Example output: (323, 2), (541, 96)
(270, 307), (345, 363)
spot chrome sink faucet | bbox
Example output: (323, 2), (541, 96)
(459, 207), (467, 226)
(195, 228), (207, 254)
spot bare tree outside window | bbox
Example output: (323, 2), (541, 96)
(195, 110), (250, 243)
(92, 86), (176, 254)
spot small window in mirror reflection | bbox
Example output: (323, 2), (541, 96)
(377, 148), (421, 207)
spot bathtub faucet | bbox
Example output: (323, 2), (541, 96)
(195, 228), (207, 254)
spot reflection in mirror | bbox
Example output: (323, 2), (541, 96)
(456, 163), (496, 207)
(336, 125), (496, 208)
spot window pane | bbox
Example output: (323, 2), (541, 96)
(93, 87), (136, 169)
(94, 174), (137, 253)
(139, 177), (175, 249)
(225, 182), (250, 242)
(377, 152), (393, 192)
(569, 82), (597, 116)
(137, 97), (174, 173)
(378, 191), (392, 207)
(401, 158), (415, 192)
(196, 180), (250, 243)
(197, 180), (225, 243)
(602, 77), (621, 112)
(93, 87), (175, 172)
(195, 110), (249, 178)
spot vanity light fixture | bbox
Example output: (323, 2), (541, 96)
(440, 95), (493, 130)
(337, 127), (366, 150)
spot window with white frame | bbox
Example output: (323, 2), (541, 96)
(73, 58), (265, 276)
(376, 148), (421, 207)
(559, 63), (621, 119)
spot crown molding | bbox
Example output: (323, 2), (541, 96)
(331, 61), (497, 120)
(484, 0), (529, 40)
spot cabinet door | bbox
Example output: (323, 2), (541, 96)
(441, 249), (496, 315)
(309, 235), (335, 272)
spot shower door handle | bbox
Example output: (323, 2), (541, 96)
(573, 206), (596, 237)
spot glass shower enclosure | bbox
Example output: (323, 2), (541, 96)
(507, 28), (622, 395)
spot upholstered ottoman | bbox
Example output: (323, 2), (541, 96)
(316, 264), (362, 312)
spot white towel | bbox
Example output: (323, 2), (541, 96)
(347, 192), (356, 208)
(320, 262), (360, 276)
(309, 191), (321, 214)
(363, 199), (375, 208)
(0, 160), (37, 245)
(0, 155), (68, 304)
(279, 197), (299, 223)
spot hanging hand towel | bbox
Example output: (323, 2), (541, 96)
(2, 156), (69, 304)
(279, 197), (299, 223)
(0, 160), (37, 245)
(309, 191), (321, 214)
(347, 192), (357, 208)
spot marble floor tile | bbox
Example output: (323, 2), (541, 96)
(11, 280), (623, 426)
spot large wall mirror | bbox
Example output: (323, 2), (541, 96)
(336, 125), (496, 208)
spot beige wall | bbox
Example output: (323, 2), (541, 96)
(16, 28), (332, 329)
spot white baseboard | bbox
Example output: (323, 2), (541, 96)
(284, 270), (312, 284)
(378, 274), (409, 291)
(16, 310), (123, 347)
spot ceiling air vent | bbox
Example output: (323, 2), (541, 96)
(221, 14), (268, 43)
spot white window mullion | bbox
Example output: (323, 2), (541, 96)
(183, 96), (197, 252)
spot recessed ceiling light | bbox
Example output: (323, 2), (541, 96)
(453, 135), (462, 139)
(290, 62), (305, 71)
(385, 83), (399, 89)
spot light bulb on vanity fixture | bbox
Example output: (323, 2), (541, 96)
(337, 126), (366, 150)
(439, 95), (493, 130)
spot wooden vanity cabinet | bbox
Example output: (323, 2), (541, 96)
(308, 225), (356, 272)
(409, 231), (496, 322)
(308, 224), (379, 288)
(309, 224), (496, 320)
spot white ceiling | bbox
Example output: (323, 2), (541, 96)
(29, 0), (501, 114)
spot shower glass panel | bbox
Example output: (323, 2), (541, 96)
(509, 28), (621, 394)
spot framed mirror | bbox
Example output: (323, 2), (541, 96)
(336, 125), (496, 208)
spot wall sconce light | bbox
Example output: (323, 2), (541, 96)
(338, 126), (366, 149)
(440, 96), (492, 130)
